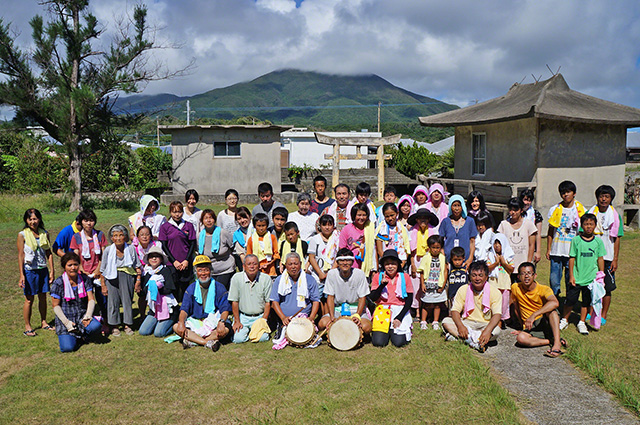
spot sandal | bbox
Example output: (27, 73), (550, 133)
(23, 329), (37, 337)
(544, 349), (564, 358)
(560, 338), (568, 348)
(42, 325), (54, 331)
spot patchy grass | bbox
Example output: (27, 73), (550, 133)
(0, 194), (524, 424)
(535, 233), (640, 416)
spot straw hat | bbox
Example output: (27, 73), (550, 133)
(143, 244), (168, 264)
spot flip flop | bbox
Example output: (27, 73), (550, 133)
(560, 338), (568, 348)
(544, 349), (564, 358)
(42, 325), (54, 331)
(23, 330), (37, 337)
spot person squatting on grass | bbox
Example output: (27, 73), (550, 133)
(17, 208), (55, 336)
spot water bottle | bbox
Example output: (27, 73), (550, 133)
(340, 303), (351, 317)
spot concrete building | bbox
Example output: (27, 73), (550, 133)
(280, 128), (382, 169)
(160, 124), (291, 196)
(419, 74), (640, 222)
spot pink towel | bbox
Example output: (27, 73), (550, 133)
(463, 282), (491, 319)
(63, 272), (87, 301)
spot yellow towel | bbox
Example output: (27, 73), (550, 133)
(417, 252), (446, 288)
(415, 228), (429, 258)
(23, 229), (50, 252)
(251, 233), (273, 262)
(372, 304), (391, 333)
(548, 201), (585, 228)
(248, 317), (271, 342)
(361, 221), (376, 276)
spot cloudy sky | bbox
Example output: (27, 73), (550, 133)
(2, 0), (640, 112)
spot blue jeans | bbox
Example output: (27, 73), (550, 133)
(233, 313), (270, 344)
(549, 256), (570, 296)
(58, 318), (101, 353)
(139, 315), (175, 337)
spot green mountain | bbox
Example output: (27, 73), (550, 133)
(116, 69), (458, 129)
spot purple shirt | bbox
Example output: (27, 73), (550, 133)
(158, 221), (196, 262)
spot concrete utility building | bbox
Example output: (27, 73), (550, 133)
(160, 125), (292, 196)
(280, 128), (382, 169)
(419, 74), (640, 220)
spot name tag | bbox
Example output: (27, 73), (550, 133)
(454, 239), (459, 248)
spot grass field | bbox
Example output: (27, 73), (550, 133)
(0, 195), (638, 423)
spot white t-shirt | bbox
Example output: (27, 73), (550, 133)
(217, 209), (240, 236)
(547, 205), (579, 257)
(288, 211), (319, 242)
(323, 268), (370, 304)
(497, 219), (537, 270)
(183, 208), (202, 235)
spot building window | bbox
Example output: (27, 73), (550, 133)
(214, 141), (241, 157)
(472, 133), (486, 175)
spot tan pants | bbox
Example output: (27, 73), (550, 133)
(442, 317), (500, 341)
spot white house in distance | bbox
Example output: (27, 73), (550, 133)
(399, 136), (454, 155)
(281, 128), (382, 168)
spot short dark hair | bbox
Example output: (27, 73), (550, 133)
(520, 188), (535, 202)
(318, 214), (335, 227)
(427, 235), (443, 247)
(169, 201), (183, 211)
(450, 247), (466, 259)
(468, 261), (489, 276)
(257, 182), (273, 195)
(355, 182), (371, 196)
(236, 206), (251, 221)
(200, 209), (216, 223)
(284, 221), (299, 232)
(78, 209), (97, 223)
(381, 202), (398, 214)
(518, 262), (536, 274)
(185, 189), (199, 203)
(313, 175), (327, 185)
(335, 183), (350, 194)
(580, 213), (597, 226)
(466, 190), (486, 212)
(225, 189), (239, 199)
(350, 202), (370, 222)
(252, 213), (269, 226)
(136, 225), (152, 237)
(384, 186), (397, 196)
(507, 197), (524, 211)
(474, 211), (493, 228)
(337, 247), (353, 258)
(61, 252), (81, 269)
(558, 180), (577, 195)
(272, 207), (289, 220)
(595, 185), (615, 201)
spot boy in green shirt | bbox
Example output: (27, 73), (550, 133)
(560, 214), (605, 335)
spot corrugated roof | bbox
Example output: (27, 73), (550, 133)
(159, 124), (292, 132)
(419, 74), (640, 127)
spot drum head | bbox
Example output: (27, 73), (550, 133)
(286, 317), (315, 346)
(328, 318), (362, 351)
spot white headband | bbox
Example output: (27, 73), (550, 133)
(336, 256), (355, 261)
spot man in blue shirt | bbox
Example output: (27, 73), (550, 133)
(52, 215), (82, 256)
(270, 252), (320, 327)
(173, 255), (233, 351)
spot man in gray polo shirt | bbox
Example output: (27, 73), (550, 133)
(317, 248), (372, 335)
(229, 255), (273, 343)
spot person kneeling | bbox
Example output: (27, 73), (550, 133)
(511, 262), (565, 358)
(442, 261), (501, 352)
(229, 255), (273, 343)
(370, 250), (413, 348)
(173, 255), (233, 352)
(51, 253), (102, 352)
(318, 248), (372, 337)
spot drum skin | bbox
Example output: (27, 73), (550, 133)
(285, 317), (316, 347)
(327, 317), (363, 351)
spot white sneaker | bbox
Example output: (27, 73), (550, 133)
(444, 332), (457, 342)
(420, 321), (428, 330)
(432, 322), (440, 331)
(559, 318), (568, 330)
(577, 321), (589, 335)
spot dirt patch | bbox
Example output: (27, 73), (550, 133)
(483, 330), (639, 424)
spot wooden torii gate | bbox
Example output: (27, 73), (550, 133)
(314, 133), (401, 200)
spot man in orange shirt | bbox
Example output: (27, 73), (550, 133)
(511, 262), (565, 358)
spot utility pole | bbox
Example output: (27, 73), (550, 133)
(377, 102), (381, 132)
(156, 116), (160, 146)
(184, 100), (195, 125)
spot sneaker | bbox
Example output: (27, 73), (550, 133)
(577, 321), (589, 335)
(444, 332), (457, 342)
(559, 318), (568, 330)
(420, 321), (428, 330)
(205, 340), (221, 352)
(432, 322), (440, 331)
(182, 338), (196, 349)
(111, 328), (121, 337)
(601, 318), (607, 326)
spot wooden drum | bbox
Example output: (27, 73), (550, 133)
(285, 317), (316, 347)
(327, 317), (363, 351)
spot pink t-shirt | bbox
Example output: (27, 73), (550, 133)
(69, 231), (108, 275)
(339, 223), (365, 269)
(371, 272), (413, 306)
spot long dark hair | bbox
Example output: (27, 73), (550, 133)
(23, 208), (45, 230)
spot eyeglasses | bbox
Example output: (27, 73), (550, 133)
(226, 197), (238, 201)
(519, 271), (535, 276)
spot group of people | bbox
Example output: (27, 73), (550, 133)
(18, 175), (622, 356)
